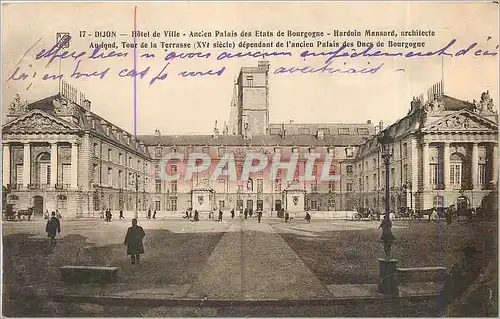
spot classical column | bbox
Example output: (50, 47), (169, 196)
(422, 142), (429, 190)
(50, 142), (58, 187)
(3, 143), (10, 186)
(23, 143), (31, 188)
(492, 143), (498, 185)
(471, 143), (479, 190)
(71, 142), (79, 188)
(443, 142), (450, 190)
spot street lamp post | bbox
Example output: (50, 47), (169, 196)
(379, 131), (393, 219)
(133, 172), (139, 220)
(377, 129), (398, 295)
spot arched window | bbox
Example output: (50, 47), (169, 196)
(36, 152), (51, 185)
(450, 153), (463, 189)
(247, 178), (253, 191)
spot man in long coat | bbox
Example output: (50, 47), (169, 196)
(46, 212), (61, 247)
(124, 218), (145, 264)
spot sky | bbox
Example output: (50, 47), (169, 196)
(2, 2), (498, 135)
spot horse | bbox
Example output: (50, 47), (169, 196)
(16, 207), (35, 221)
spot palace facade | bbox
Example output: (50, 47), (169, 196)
(2, 62), (498, 218)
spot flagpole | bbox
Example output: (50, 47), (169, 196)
(441, 55), (444, 96)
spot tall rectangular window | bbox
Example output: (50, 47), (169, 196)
(346, 182), (353, 192)
(450, 164), (462, 189)
(170, 181), (177, 193)
(311, 180), (318, 192)
(62, 165), (71, 185)
(275, 179), (281, 192)
(155, 147), (162, 157)
(170, 199), (177, 211)
(328, 181), (335, 191)
(430, 164), (438, 186)
(108, 168), (113, 187)
(155, 179), (162, 193)
(257, 179), (263, 193)
(40, 163), (51, 185)
(155, 201), (161, 211)
(311, 200), (318, 210)
(478, 164), (486, 187)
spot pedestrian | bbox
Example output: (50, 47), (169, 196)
(257, 210), (262, 223)
(244, 208), (248, 219)
(285, 211), (289, 223)
(184, 211), (189, 219)
(249, 209), (253, 218)
(305, 212), (311, 223)
(153, 210), (157, 219)
(379, 214), (396, 260)
(147, 208), (152, 220)
(44, 209), (49, 220)
(218, 209), (223, 222)
(46, 212), (61, 248)
(231, 209), (235, 219)
(100, 209), (105, 219)
(189, 210), (192, 219)
(119, 209), (124, 219)
(124, 218), (145, 265)
(194, 210), (199, 222)
(56, 209), (62, 219)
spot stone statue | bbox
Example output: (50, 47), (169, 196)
(9, 94), (26, 114)
(379, 214), (396, 259)
(474, 90), (496, 114)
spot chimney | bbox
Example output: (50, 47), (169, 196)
(367, 120), (372, 124)
(258, 60), (270, 70)
(378, 120), (384, 131)
(213, 120), (220, 139)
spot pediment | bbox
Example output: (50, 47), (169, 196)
(422, 110), (498, 133)
(2, 109), (81, 135)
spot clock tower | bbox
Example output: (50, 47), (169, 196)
(236, 61), (270, 137)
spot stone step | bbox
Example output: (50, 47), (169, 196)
(397, 266), (447, 283)
(60, 265), (119, 283)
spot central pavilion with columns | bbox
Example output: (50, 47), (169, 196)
(355, 92), (498, 213)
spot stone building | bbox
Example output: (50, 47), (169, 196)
(2, 83), (152, 218)
(355, 92), (498, 213)
(2, 63), (498, 219)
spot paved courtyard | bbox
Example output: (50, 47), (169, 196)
(2, 216), (497, 316)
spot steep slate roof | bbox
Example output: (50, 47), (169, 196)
(137, 134), (370, 147)
(441, 95), (475, 111)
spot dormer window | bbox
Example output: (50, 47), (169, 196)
(345, 147), (354, 158)
(172, 147), (177, 154)
(292, 147), (299, 154)
(246, 76), (254, 87)
(155, 147), (162, 157)
(338, 128), (350, 135)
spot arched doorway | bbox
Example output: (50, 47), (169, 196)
(456, 195), (469, 211)
(33, 196), (43, 216)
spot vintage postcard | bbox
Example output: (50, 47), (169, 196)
(1, 1), (498, 317)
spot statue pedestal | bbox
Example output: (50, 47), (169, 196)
(378, 258), (399, 295)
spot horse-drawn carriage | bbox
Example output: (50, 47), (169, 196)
(3, 204), (35, 221)
(353, 207), (379, 220)
(397, 207), (423, 220)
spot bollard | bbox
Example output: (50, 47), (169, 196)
(378, 258), (399, 295)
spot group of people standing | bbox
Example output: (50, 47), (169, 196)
(183, 209), (200, 221)
(146, 208), (157, 219)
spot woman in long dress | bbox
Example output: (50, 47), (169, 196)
(379, 214), (396, 259)
(124, 218), (145, 264)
